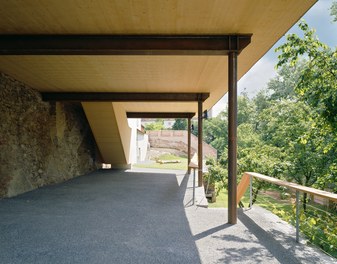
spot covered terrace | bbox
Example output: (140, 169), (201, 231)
(1, 1), (336, 262)
(0, 0), (317, 224)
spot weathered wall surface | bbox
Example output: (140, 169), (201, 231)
(147, 130), (217, 159)
(0, 72), (99, 198)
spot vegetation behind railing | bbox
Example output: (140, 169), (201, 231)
(238, 172), (337, 258)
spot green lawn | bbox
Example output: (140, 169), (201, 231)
(133, 154), (188, 171)
(208, 187), (292, 214)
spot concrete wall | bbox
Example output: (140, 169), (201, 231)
(113, 103), (132, 165)
(127, 119), (149, 163)
(137, 132), (149, 162)
(147, 130), (217, 159)
(82, 102), (130, 168)
(0, 72), (99, 198)
(128, 119), (139, 164)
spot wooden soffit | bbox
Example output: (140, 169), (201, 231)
(0, 0), (316, 113)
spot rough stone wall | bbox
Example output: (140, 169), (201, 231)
(0, 72), (100, 198)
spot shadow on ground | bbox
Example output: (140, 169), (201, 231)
(0, 169), (200, 264)
(2, 169), (333, 264)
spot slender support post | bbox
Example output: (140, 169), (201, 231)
(188, 118), (192, 174)
(193, 168), (196, 205)
(249, 175), (253, 208)
(228, 52), (238, 224)
(296, 190), (300, 242)
(198, 99), (203, 187)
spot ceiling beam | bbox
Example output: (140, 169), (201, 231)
(0, 34), (252, 55)
(126, 112), (195, 119)
(41, 92), (210, 102)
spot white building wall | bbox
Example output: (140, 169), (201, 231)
(136, 132), (149, 161)
(127, 119), (138, 164)
(127, 118), (149, 163)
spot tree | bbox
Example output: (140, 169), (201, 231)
(144, 119), (164, 130)
(237, 94), (255, 125)
(203, 94), (256, 157)
(257, 100), (329, 208)
(203, 111), (227, 157)
(276, 21), (337, 130)
(266, 62), (304, 101)
(276, 20), (337, 191)
(331, 1), (337, 22)
(190, 120), (198, 137)
(172, 118), (187, 130)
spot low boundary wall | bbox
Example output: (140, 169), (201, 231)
(147, 130), (217, 159)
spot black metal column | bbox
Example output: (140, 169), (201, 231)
(188, 117), (192, 174)
(228, 52), (238, 224)
(198, 99), (203, 187)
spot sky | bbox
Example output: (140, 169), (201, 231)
(211, 0), (337, 116)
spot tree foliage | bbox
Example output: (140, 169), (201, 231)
(275, 20), (337, 191)
(172, 118), (187, 130)
(205, 21), (337, 194)
(144, 119), (164, 131)
(276, 21), (337, 130)
(331, 1), (337, 22)
(203, 11), (337, 256)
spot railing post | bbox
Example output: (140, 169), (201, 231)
(187, 118), (191, 174)
(296, 190), (300, 243)
(193, 168), (196, 205)
(249, 175), (253, 208)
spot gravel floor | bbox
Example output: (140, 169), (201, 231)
(183, 171), (336, 264)
(0, 168), (335, 264)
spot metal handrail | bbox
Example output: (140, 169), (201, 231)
(238, 172), (337, 243)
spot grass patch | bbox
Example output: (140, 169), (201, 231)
(156, 153), (185, 161)
(208, 187), (292, 213)
(208, 188), (228, 208)
(242, 190), (293, 212)
(133, 154), (188, 171)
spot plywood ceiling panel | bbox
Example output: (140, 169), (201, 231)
(0, 56), (221, 92)
(114, 102), (198, 115)
(0, 0), (316, 113)
(0, 1), (313, 35)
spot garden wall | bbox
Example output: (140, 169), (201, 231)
(0, 72), (100, 198)
(147, 130), (217, 159)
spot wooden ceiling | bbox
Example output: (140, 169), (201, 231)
(0, 0), (316, 113)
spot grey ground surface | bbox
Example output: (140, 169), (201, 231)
(0, 168), (335, 264)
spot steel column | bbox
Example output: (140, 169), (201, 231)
(198, 99), (203, 187)
(228, 52), (238, 224)
(188, 118), (192, 174)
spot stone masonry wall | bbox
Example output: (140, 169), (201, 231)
(0, 72), (100, 198)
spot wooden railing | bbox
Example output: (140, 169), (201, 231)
(237, 172), (337, 204)
(237, 172), (337, 243)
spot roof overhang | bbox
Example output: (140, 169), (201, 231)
(0, 0), (316, 114)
